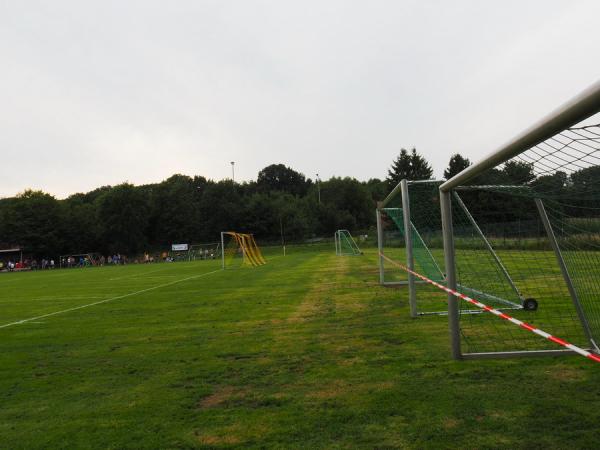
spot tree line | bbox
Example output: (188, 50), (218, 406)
(1, 149), (596, 258)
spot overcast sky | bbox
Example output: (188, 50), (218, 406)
(1, 1), (599, 198)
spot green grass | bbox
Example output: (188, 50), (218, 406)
(1, 247), (600, 449)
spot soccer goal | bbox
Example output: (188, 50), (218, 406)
(220, 232), (266, 269)
(437, 80), (600, 360)
(334, 229), (362, 256)
(378, 179), (529, 318)
(59, 253), (100, 268)
(188, 242), (221, 261)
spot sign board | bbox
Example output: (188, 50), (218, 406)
(171, 243), (189, 252)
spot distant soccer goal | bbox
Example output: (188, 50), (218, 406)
(59, 253), (100, 268)
(334, 230), (362, 256)
(188, 242), (221, 261)
(220, 232), (266, 269)
(437, 81), (600, 361)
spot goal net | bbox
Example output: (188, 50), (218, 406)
(439, 81), (600, 359)
(334, 229), (362, 256)
(59, 253), (101, 268)
(378, 179), (525, 317)
(220, 232), (266, 269)
(188, 242), (221, 261)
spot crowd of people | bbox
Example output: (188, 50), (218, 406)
(0, 249), (218, 273)
(0, 258), (56, 272)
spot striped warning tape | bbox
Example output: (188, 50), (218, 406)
(380, 253), (600, 363)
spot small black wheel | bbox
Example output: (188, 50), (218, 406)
(523, 298), (538, 311)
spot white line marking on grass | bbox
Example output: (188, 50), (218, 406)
(0, 269), (222, 330)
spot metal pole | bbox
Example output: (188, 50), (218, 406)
(220, 232), (225, 270)
(535, 199), (599, 352)
(453, 191), (524, 302)
(440, 189), (462, 359)
(231, 161), (235, 184)
(400, 180), (418, 318)
(279, 216), (285, 256)
(316, 174), (321, 204)
(376, 208), (385, 284)
(334, 231), (337, 255)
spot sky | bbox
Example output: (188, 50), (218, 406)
(1, 0), (599, 198)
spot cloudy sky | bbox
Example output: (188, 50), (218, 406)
(1, 1), (599, 198)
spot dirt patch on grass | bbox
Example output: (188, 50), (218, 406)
(197, 386), (246, 409)
(443, 417), (462, 429)
(308, 380), (352, 399)
(196, 433), (241, 446)
(307, 379), (394, 400)
(338, 356), (363, 367)
(548, 366), (586, 382)
(194, 423), (270, 446)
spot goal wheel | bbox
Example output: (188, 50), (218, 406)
(523, 298), (538, 311)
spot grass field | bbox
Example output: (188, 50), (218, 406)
(1, 246), (600, 449)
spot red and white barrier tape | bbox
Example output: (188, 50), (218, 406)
(380, 253), (600, 363)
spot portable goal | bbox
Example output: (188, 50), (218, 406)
(59, 253), (100, 268)
(220, 232), (266, 269)
(188, 242), (221, 261)
(378, 179), (530, 318)
(439, 80), (600, 360)
(334, 229), (362, 256)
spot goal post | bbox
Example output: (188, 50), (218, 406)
(378, 179), (525, 318)
(440, 79), (600, 360)
(334, 229), (362, 256)
(220, 231), (266, 269)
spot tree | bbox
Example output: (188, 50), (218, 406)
(365, 178), (388, 203)
(386, 148), (433, 189)
(198, 180), (246, 240)
(318, 177), (373, 231)
(444, 153), (471, 180)
(147, 174), (204, 245)
(62, 194), (99, 254)
(257, 164), (310, 196)
(503, 161), (535, 185)
(569, 166), (600, 213)
(95, 183), (149, 254)
(0, 190), (64, 257)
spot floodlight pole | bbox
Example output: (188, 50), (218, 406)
(231, 161), (235, 184)
(316, 174), (321, 204)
